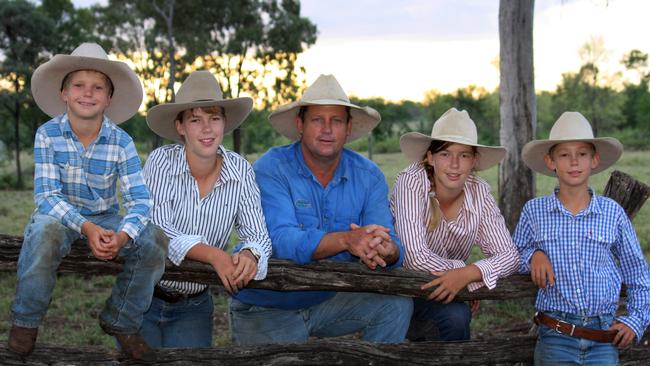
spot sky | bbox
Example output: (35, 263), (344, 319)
(73, 0), (649, 102)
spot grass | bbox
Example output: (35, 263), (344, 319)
(1, 150), (649, 347)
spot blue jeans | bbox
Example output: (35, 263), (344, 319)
(11, 213), (168, 334)
(534, 311), (619, 366)
(407, 297), (471, 341)
(229, 292), (413, 344)
(139, 290), (214, 348)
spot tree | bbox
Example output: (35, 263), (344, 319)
(498, 0), (536, 232)
(198, 0), (317, 153)
(0, 0), (55, 189)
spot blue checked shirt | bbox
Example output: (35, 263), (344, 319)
(33, 114), (152, 240)
(513, 188), (650, 341)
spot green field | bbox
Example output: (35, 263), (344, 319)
(0, 150), (648, 348)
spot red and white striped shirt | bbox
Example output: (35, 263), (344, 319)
(390, 162), (519, 291)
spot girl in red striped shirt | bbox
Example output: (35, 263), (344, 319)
(390, 108), (519, 341)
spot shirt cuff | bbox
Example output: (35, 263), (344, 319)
(119, 222), (141, 242)
(168, 234), (205, 265)
(473, 259), (497, 290)
(63, 211), (87, 235)
(241, 242), (269, 280)
(615, 315), (644, 343)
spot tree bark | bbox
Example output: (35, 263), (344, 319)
(498, 0), (536, 232)
(13, 78), (24, 189)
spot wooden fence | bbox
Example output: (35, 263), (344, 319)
(0, 170), (648, 365)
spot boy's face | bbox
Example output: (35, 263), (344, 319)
(60, 70), (111, 123)
(544, 141), (600, 188)
(175, 107), (225, 160)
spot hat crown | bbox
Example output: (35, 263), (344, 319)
(549, 112), (596, 140)
(70, 43), (110, 60)
(175, 71), (224, 104)
(430, 108), (478, 145)
(301, 74), (350, 103)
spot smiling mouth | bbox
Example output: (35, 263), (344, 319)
(199, 138), (216, 145)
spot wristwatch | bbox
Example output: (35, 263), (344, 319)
(243, 247), (261, 263)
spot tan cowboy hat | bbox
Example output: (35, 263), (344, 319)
(522, 111), (622, 176)
(31, 43), (143, 124)
(269, 74), (381, 141)
(146, 71), (253, 142)
(400, 108), (506, 171)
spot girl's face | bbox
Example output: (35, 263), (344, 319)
(427, 143), (477, 193)
(544, 141), (600, 188)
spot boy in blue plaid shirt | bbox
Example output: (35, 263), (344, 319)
(514, 112), (650, 365)
(8, 43), (167, 363)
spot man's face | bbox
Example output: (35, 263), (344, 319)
(296, 105), (351, 164)
(60, 70), (112, 122)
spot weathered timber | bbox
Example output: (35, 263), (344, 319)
(604, 170), (650, 220)
(0, 233), (537, 300)
(1, 334), (648, 366)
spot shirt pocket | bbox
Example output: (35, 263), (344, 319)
(333, 216), (359, 232)
(295, 211), (320, 230)
(532, 230), (561, 263)
(583, 230), (615, 267)
(53, 152), (83, 184)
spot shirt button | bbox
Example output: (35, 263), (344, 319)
(576, 288), (581, 293)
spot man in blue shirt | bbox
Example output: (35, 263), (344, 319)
(231, 74), (412, 344)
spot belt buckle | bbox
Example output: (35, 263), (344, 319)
(555, 319), (576, 336)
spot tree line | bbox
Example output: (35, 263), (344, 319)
(1, 0), (649, 190)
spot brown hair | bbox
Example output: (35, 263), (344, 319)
(60, 69), (114, 97)
(422, 140), (478, 231)
(175, 106), (225, 124)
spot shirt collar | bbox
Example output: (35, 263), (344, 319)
(171, 145), (239, 182)
(462, 178), (477, 213)
(60, 113), (113, 142)
(293, 141), (348, 186)
(550, 186), (601, 216)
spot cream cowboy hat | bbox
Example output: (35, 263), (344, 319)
(146, 71), (253, 142)
(400, 108), (506, 171)
(522, 111), (622, 176)
(269, 74), (381, 141)
(31, 43), (143, 124)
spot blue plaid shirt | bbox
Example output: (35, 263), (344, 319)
(33, 114), (151, 240)
(514, 188), (650, 341)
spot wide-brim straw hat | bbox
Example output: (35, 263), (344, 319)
(31, 43), (143, 124)
(400, 108), (506, 171)
(522, 111), (623, 176)
(147, 71), (253, 142)
(269, 74), (381, 141)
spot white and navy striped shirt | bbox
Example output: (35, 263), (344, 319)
(143, 144), (272, 294)
(514, 188), (650, 340)
(390, 162), (519, 292)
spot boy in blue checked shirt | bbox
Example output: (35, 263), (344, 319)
(514, 112), (650, 365)
(7, 43), (167, 363)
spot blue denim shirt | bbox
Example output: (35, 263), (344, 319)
(234, 142), (404, 309)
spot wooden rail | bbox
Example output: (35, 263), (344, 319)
(0, 170), (648, 365)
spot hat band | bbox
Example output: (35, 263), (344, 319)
(432, 134), (476, 145)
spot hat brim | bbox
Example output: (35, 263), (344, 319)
(400, 132), (506, 171)
(269, 99), (381, 141)
(146, 98), (253, 142)
(522, 137), (623, 176)
(31, 54), (143, 124)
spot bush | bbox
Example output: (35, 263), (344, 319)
(608, 128), (650, 150)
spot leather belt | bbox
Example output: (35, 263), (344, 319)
(534, 312), (618, 343)
(153, 285), (207, 304)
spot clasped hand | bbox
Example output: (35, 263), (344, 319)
(347, 223), (398, 270)
(211, 249), (258, 294)
(82, 221), (129, 261)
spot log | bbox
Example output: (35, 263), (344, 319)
(1, 334), (648, 365)
(604, 170), (650, 220)
(0, 233), (538, 300)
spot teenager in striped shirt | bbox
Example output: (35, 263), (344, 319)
(9, 44), (167, 362)
(390, 108), (519, 341)
(141, 71), (272, 348)
(514, 112), (650, 365)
